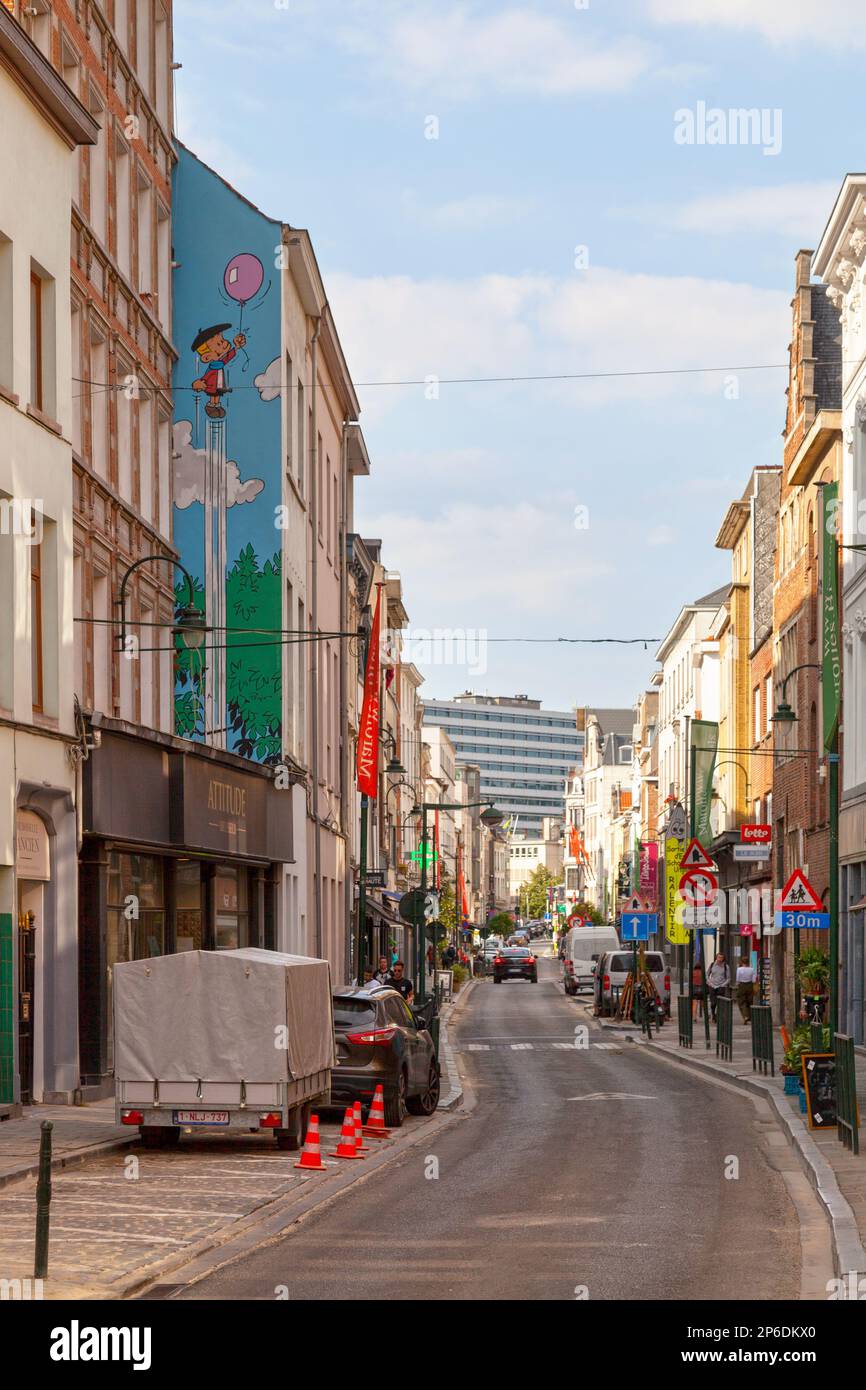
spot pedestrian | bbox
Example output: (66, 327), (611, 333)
(706, 952), (730, 1021)
(372, 954), (391, 985)
(736, 957), (756, 1023)
(691, 960), (705, 1021)
(388, 959), (414, 1001)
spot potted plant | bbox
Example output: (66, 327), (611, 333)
(797, 947), (830, 1023)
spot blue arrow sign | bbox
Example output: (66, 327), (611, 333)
(775, 910), (830, 932)
(620, 912), (657, 942)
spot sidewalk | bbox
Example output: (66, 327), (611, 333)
(0, 1099), (132, 1189)
(597, 998), (866, 1282)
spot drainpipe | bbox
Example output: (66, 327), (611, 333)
(310, 315), (323, 958)
(340, 422), (352, 980)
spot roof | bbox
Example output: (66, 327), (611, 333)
(586, 708), (634, 739)
(693, 583), (731, 609)
(0, 6), (98, 148)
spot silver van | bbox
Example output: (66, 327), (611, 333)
(596, 949), (670, 1017)
(562, 924), (620, 995)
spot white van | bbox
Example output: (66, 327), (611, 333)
(562, 924), (620, 995)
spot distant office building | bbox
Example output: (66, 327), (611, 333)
(422, 693), (583, 833)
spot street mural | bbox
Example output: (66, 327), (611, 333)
(172, 145), (283, 763)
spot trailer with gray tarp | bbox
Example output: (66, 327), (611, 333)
(114, 948), (334, 1149)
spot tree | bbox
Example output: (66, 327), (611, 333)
(484, 911), (515, 939)
(518, 864), (563, 920)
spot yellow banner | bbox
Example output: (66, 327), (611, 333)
(665, 837), (689, 945)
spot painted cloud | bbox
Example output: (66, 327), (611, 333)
(254, 356), (281, 402)
(172, 420), (265, 509)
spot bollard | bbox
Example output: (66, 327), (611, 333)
(34, 1119), (52, 1279)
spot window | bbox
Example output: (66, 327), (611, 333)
(22, 0), (50, 58)
(154, 2), (169, 126)
(753, 686), (761, 746)
(317, 432), (323, 537)
(114, 0), (128, 51)
(297, 380), (305, 492)
(88, 323), (109, 477)
(137, 388), (153, 517)
(214, 866), (250, 950)
(88, 91), (107, 244)
(29, 271), (43, 412)
(0, 233), (11, 393)
(764, 673), (773, 738)
(116, 356), (133, 496)
(136, 0), (152, 98)
(157, 410), (170, 535)
(92, 569), (110, 712)
(114, 131), (131, 279)
(70, 297), (82, 453)
(73, 550), (84, 700)
(137, 169), (152, 295)
(156, 201), (170, 325)
(30, 535), (43, 712)
(139, 603), (154, 726)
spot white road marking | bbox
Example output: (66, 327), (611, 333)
(567, 1093), (657, 1102)
(592, 1043), (619, 1050)
(510, 1043), (533, 1050)
(466, 1044), (490, 1051)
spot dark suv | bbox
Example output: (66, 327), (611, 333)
(492, 946), (538, 984)
(331, 986), (440, 1128)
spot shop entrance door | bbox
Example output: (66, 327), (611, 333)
(17, 906), (36, 1105)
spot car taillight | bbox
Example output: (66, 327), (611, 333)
(494, 956), (504, 965)
(121, 1110), (143, 1126)
(258, 1112), (281, 1128)
(664, 974), (670, 991)
(603, 975), (610, 991)
(346, 1027), (396, 1045)
(526, 956), (535, 965)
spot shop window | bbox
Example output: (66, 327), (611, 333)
(214, 865), (249, 950)
(175, 860), (202, 951)
(105, 851), (166, 1070)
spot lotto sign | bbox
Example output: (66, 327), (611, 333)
(678, 868), (718, 908)
(741, 824), (771, 844)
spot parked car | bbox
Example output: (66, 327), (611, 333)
(562, 924), (620, 995)
(482, 938), (503, 975)
(492, 946), (538, 984)
(331, 986), (440, 1128)
(595, 950), (670, 1017)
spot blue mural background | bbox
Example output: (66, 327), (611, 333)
(172, 144), (283, 762)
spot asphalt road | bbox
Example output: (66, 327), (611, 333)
(176, 953), (809, 1301)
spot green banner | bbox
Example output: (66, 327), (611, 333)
(690, 720), (719, 845)
(821, 482), (841, 750)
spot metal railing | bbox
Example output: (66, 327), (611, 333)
(835, 1032), (860, 1155)
(716, 995), (733, 1062)
(751, 1004), (774, 1077)
(677, 994), (693, 1049)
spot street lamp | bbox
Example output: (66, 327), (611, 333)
(770, 663), (836, 1030)
(117, 555), (206, 654)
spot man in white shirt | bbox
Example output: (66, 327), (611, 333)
(736, 958), (756, 1022)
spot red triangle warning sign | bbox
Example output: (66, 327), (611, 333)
(779, 869), (824, 912)
(681, 838), (714, 870)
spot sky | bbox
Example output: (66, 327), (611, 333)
(174, 0), (862, 712)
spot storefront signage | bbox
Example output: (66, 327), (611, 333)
(16, 809), (49, 881)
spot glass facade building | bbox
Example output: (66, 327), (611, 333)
(422, 694), (583, 834)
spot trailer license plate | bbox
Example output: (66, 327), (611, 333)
(173, 1110), (229, 1125)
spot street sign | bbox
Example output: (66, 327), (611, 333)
(775, 909), (830, 932)
(398, 889), (439, 924)
(678, 868), (718, 908)
(681, 838), (714, 871)
(568, 914), (585, 929)
(621, 911), (657, 942)
(733, 844), (771, 862)
(366, 869), (386, 887)
(779, 868), (824, 912)
(741, 823), (771, 844)
(665, 835), (689, 946)
(623, 894), (650, 913)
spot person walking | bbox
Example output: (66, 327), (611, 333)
(372, 955), (391, 985)
(389, 960), (414, 1001)
(706, 952), (730, 1021)
(736, 957), (756, 1023)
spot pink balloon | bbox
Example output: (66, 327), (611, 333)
(223, 253), (265, 305)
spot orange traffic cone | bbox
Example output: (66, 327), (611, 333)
(329, 1107), (364, 1159)
(352, 1100), (369, 1151)
(362, 1085), (391, 1138)
(294, 1113), (326, 1170)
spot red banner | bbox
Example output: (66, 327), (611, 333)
(639, 841), (659, 904)
(356, 588), (382, 798)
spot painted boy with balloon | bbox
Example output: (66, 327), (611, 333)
(190, 251), (268, 419)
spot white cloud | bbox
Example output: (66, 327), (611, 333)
(647, 0), (866, 48)
(327, 265), (789, 421)
(173, 420), (265, 509)
(650, 181), (838, 241)
(338, 6), (656, 98)
(254, 356), (282, 402)
(647, 524), (675, 546)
